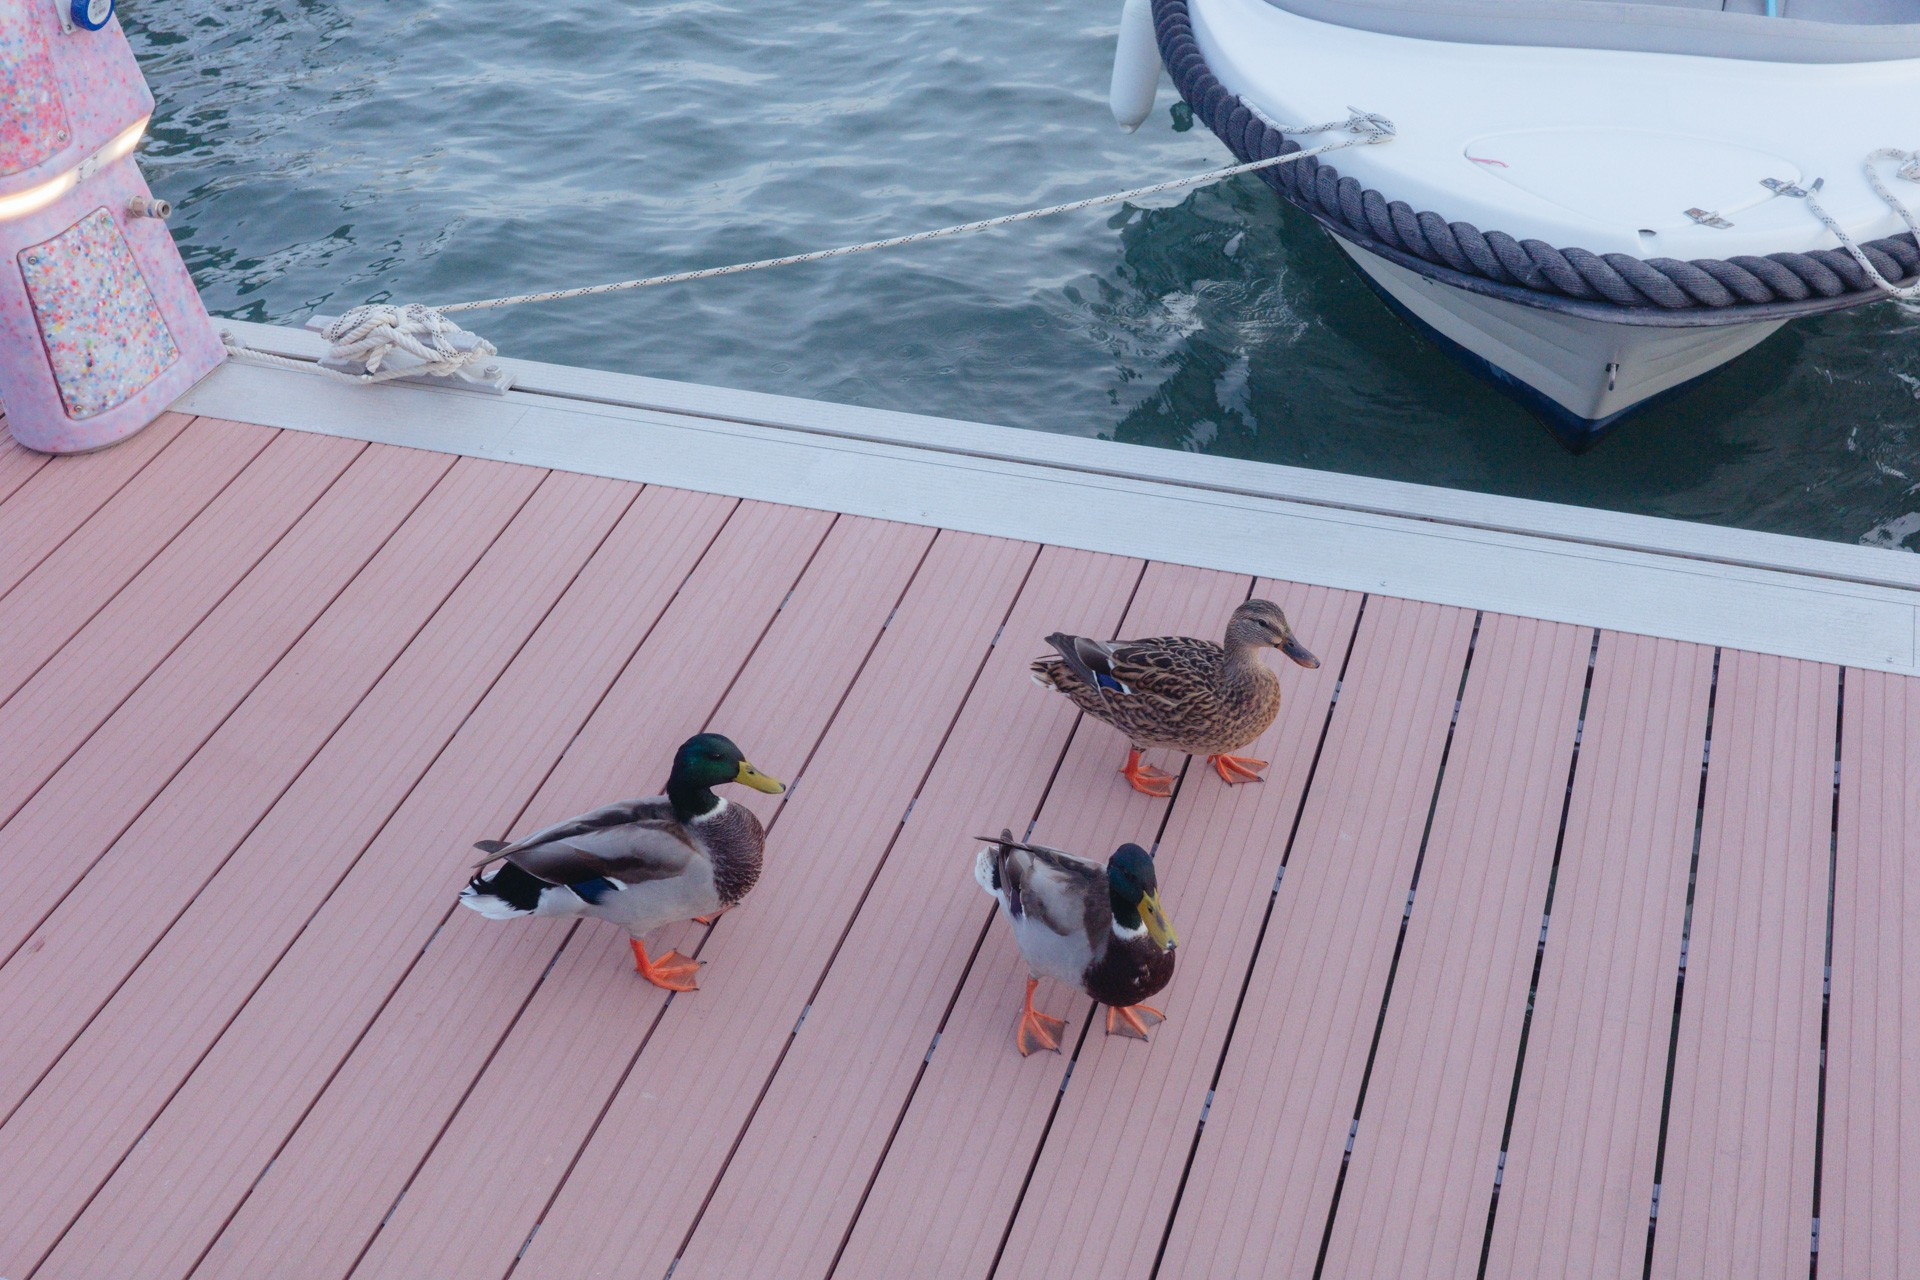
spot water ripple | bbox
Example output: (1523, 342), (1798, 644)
(127, 0), (1920, 545)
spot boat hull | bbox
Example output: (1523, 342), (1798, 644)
(1333, 237), (1785, 450)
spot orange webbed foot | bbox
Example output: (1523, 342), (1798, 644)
(1104, 1003), (1166, 1041)
(1208, 753), (1268, 784)
(630, 938), (701, 992)
(1121, 749), (1176, 798)
(1015, 977), (1067, 1056)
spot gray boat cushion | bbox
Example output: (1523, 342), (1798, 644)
(1256, 0), (1920, 62)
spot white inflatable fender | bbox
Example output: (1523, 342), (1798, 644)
(1109, 0), (1162, 132)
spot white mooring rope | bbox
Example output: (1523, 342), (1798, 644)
(435, 110), (1393, 313)
(222, 303), (501, 386)
(1768, 148), (1920, 301)
(221, 109), (1394, 384)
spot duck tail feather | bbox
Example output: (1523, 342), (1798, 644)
(1044, 633), (1111, 695)
(459, 861), (545, 919)
(972, 828), (1017, 902)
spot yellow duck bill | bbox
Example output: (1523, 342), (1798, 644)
(735, 760), (786, 793)
(1141, 890), (1178, 951)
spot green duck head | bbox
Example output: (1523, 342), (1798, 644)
(1226, 599), (1319, 669)
(668, 733), (784, 818)
(1106, 843), (1177, 952)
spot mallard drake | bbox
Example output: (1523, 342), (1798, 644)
(1030, 598), (1319, 796)
(973, 830), (1178, 1056)
(460, 733), (784, 991)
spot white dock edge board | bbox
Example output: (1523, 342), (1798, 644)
(184, 320), (1920, 677)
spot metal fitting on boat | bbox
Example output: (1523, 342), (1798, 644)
(125, 195), (170, 220)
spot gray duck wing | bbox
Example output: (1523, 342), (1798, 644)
(501, 819), (698, 888)
(473, 796), (673, 866)
(1004, 843), (1106, 939)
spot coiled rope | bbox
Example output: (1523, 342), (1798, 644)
(221, 303), (500, 386)
(222, 111), (1391, 383)
(1153, 0), (1920, 310)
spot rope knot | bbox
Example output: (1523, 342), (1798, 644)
(321, 302), (494, 378)
(1342, 108), (1396, 143)
(1255, 106), (1396, 145)
(223, 303), (503, 388)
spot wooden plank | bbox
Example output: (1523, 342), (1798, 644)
(0, 411), (190, 600)
(1483, 634), (1716, 1280)
(1650, 650), (1836, 1280)
(0, 466), (646, 1279)
(500, 530), (1039, 1280)
(0, 443), (453, 964)
(669, 546), (1150, 1280)
(11, 494), (795, 1280)
(0, 417), (282, 710)
(1317, 616), (1590, 1279)
(0, 427), (356, 833)
(0, 454), (541, 1120)
(1822, 668), (1920, 1278)
(0, 430), (51, 507)
(992, 580), (1363, 1280)
(1153, 597), (1477, 1280)
(194, 514), (928, 1280)
(833, 562), (1256, 1280)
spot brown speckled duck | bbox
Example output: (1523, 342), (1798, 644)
(460, 733), (784, 991)
(1030, 599), (1319, 796)
(974, 831), (1178, 1055)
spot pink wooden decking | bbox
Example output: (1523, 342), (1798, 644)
(0, 412), (1909, 1280)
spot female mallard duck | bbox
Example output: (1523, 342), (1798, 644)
(460, 733), (784, 991)
(974, 830), (1178, 1056)
(1030, 598), (1319, 797)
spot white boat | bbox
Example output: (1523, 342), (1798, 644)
(1114, 0), (1920, 448)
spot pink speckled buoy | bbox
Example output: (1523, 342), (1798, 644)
(0, 2), (222, 454)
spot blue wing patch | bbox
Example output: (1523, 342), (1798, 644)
(570, 877), (620, 904)
(1095, 672), (1128, 693)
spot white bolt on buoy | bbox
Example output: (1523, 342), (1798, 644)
(1109, 0), (1162, 132)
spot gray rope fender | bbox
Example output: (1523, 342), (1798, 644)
(1152, 0), (1920, 315)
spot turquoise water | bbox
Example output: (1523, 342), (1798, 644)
(128, 2), (1920, 547)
